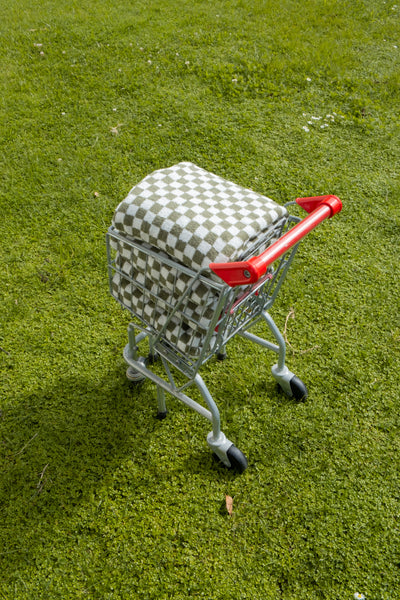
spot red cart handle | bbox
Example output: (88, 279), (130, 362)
(209, 195), (342, 286)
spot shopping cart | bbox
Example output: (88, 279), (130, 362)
(106, 163), (342, 472)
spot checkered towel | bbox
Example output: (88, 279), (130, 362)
(111, 240), (218, 356)
(111, 163), (288, 358)
(113, 162), (288, 269)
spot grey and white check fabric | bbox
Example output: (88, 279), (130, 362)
(111, 240), (218, 355)
(113, 162), (288, 269)
(110, 163), (288, 357)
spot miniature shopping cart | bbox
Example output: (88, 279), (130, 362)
(106, 162), (342, 472)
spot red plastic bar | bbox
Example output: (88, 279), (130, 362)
(209, 195), (342, 286)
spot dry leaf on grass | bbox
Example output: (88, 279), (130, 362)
(225, 495), (233, 516)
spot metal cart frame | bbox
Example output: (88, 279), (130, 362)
(106, 194), (342, 472)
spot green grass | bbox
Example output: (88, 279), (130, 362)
(1, 0), (399, 598)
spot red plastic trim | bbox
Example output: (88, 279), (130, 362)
(296, 195), (342, 217)
(209, 195), (342, 287)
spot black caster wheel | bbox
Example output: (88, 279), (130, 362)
(289, 376), (308, 401)
(126, 366), (146, 383)
(156, 410), (167, 420)
(147, 352), (160, 364)
(126, 356), (148, 384)
(227, 445), (248, 473)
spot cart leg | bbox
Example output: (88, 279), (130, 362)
(194, 374), (248, 473)
(125, 323), (147, 383)
(156, 385), (167, 420)
(262, 311), (286, 371)
(216, 344), (227, 361)
(262, 311), (308, 401)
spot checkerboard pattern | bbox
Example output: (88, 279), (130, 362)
(113, 162), (288, 269)
(110, 163), (288, 358)
(111, 240), (219, 355)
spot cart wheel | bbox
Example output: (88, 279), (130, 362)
(126, 366), (146, 383)
(226, 445), (248, 473)
(147, 352), (160, 364)
(156, 410), (168, 420)
(289, 376), (308, 402)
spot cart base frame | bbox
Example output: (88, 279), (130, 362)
(123, 309), (307, 473)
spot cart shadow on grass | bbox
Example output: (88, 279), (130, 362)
(0, 369), (154, 569)
(2, 358), (278, 578)
(1, 350), (297, 485)
(1, 355), (288, 496)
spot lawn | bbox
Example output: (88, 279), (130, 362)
(1, 0), (399, 598)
